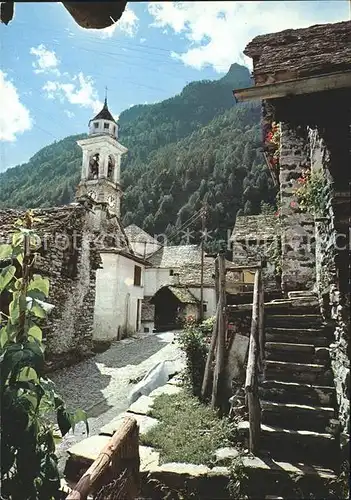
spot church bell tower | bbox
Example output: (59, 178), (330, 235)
(76, 96), (128, 217)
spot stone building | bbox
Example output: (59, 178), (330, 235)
(234, 19), (350, 448)
(0, 99), (149, 368)
(230, 214), (280, 292)
(124, 224), (162, 259)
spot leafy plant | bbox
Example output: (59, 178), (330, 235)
(176, 317), (209, 396)
(294, 168), (330, 217)
(0, 211), (88, 500)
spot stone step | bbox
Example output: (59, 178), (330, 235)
(265, 342), (316, 363)
(261, 400), (335, 433)
(288, 291), (318, 299)
(265, 328), (330, 347)
(237, 421), (337, 468)
(242, 455), (337, 499)
(265, 360), (333, 385)
(259, 380), (336, 406)
(265, 314), (324, 329)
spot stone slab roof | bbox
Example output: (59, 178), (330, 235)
(148, 245), (202, 268)
(230, 215), (278, 242)
(167, 286), (199, 304)
(125, 224), (160, 245)
(0, 204), (132, 254)
(244, 21), (351, 85)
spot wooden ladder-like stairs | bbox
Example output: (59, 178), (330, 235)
(238, 294), (341, 499)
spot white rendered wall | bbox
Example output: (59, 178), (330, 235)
(144, 268), (171, 297)
(189, 287), (216, 318)
(93, 253), (145, 341)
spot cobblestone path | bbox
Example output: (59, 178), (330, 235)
(50, 331), (183, 472)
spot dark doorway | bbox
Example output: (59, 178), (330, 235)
(152, 287), (181, 332)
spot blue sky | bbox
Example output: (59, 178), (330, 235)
(0, 1), (349, 172)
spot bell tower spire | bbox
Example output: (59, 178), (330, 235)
(75, 94), (128, 217)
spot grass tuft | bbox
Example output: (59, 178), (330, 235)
(141, 390), (237, 465)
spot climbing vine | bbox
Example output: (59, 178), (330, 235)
(294, 168), (330, 217)
(0, 211), (88, 500)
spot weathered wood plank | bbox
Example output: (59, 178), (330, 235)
(67, 416), (139, 500)
(211, 254), (226, 409)
(201, 301), (219, 399)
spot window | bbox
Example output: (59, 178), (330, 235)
(104, 122), (109, 129)
(203, 304), (207, 312)
(169, 269), (174, 276)
(94, 122), (99, 128)
(113, 126), (116, 135)
(134, 265), (142, 286)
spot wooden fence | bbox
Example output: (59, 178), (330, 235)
(66, 416), (140, 500)
(201, 256), (265, 453)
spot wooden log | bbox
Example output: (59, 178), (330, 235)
(245, 270), (260, 392)
(211, 254), (226, 409)
(67, 416), (140, 500)
(258, 273), (265, 374)
(201, 301), (219, 399)
(247, 391), (261, 454)
(245, 269), (261, 453)
(214, 256), (220, 304)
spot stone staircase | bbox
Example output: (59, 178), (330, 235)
(238, 292), (340, 499)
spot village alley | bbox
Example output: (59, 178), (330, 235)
(50, 331), (184, 471)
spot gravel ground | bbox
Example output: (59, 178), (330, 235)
(49, 331), (184, 473)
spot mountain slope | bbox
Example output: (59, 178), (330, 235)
(0, 63), (276, 245)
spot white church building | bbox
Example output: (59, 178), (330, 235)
(76, 98), (148, 341)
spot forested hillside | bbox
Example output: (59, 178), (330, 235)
(0, 63), (276, 246)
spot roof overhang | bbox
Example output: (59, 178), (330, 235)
(233, 70), (351, 103)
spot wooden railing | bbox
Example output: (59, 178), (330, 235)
(66, 416), (140, 500)
(245, 267), (265, 454)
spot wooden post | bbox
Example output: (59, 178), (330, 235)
(67, 417), (140, 500)
(214, 256), (220, 304)
(245, 269), (261, 454)
(211, 253), (226, 409)
(258, 273), (265, 373)
(201, 300), (219, 399)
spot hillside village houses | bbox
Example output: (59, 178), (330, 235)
(0, 97), (232, 369)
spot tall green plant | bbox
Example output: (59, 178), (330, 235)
(176, 316), (209, 397)
(0, 211), (88, 500)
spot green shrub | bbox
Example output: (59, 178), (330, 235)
(0, 212), (88, 500)
(176, 317), (210, 396)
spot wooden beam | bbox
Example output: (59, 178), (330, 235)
(211, 254), (226, 409)
(201, 301), (219, 400)
(67, 417), (139, 500)
(233, 71), (351, 102)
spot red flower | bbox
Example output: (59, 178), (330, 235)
(297, 177), (305, 184)
(266, 131), (273, 141)
(274, 210), (280, 217)
(290, 201), (298, 208)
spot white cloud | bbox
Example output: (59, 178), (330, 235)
(148, 1), (349, 73)
(43, 73), (103, 113)
(64, 110), (75, 118)
(89, 6), (139, 38)
(0, 71), (32, 142)
(140, 37), (146, 44)
(30, 44), (61, 76)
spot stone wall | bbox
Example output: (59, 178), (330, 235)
(231, 215), (280, 292)
(309, 120), (350, 442)
(278, 122), (316, 293)
(0, 205), (101, 371)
